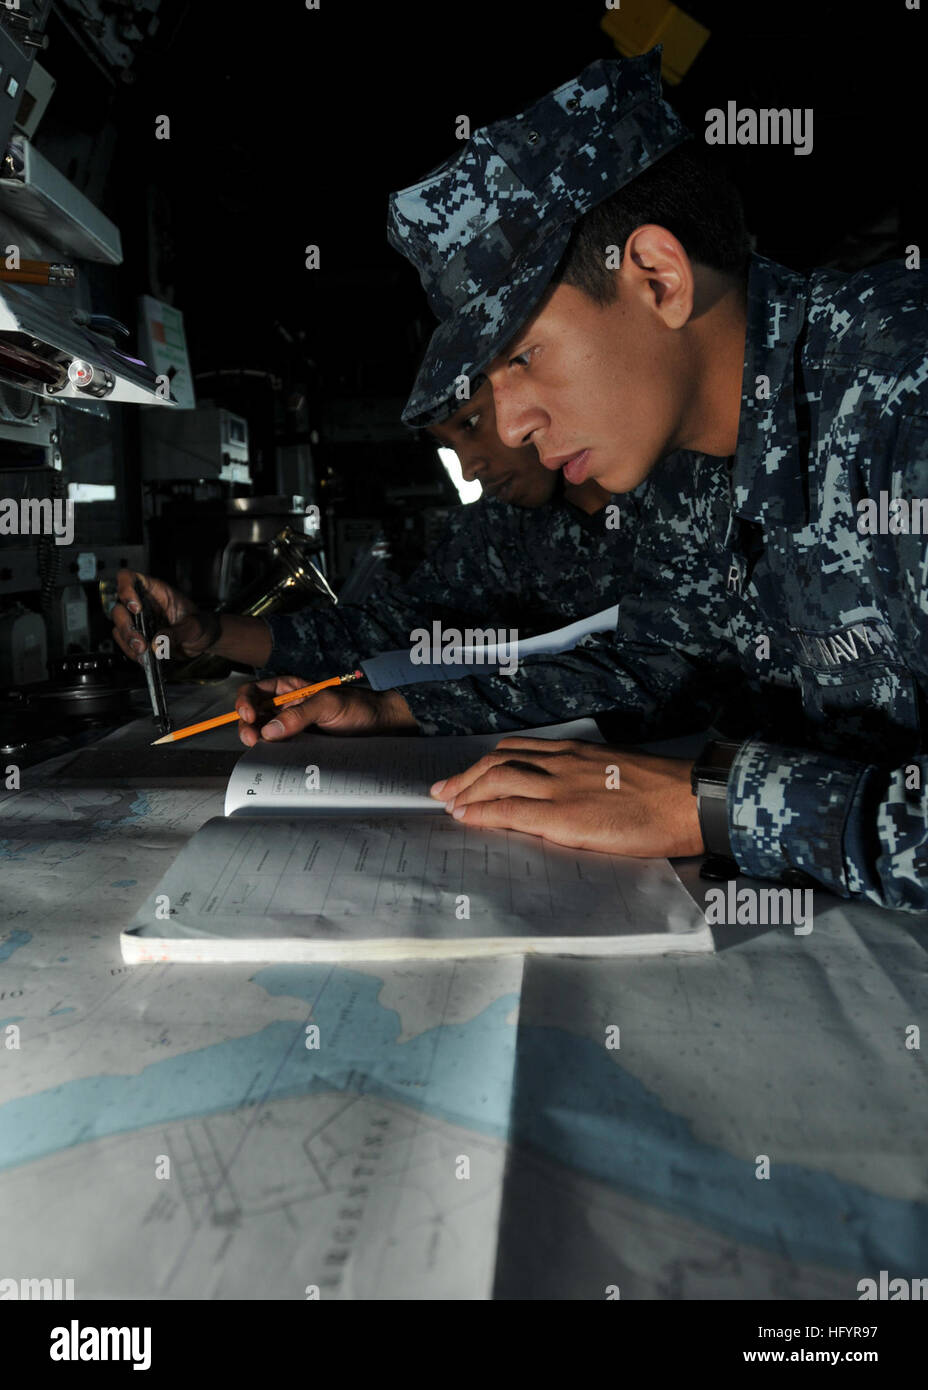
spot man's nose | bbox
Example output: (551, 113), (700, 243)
(457, 448), (489, 482)
(492, 385), (538, 449)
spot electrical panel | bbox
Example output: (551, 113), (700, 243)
(141, 406), (251, 483)
(0, 1), (53, 154)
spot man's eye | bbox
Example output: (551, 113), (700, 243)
(508, 349), (532, 368)
(459, 412), (481, 433)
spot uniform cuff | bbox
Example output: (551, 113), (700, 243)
(259, 613), (325, 678)
(398, 683), (463, 736)
(728, 737), (870, 897)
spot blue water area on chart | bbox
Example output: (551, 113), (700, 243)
(97, 794), (152, 832)
(0, 839), (41, 861)
(0, 965), (518, 1168)
(506, 1022), (927, 1279)
(0, 962), (922, 1276)
(0, 931), (31, 963)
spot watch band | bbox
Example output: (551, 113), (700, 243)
(691, 739), (742, 880)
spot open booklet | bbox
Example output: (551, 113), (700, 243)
(120, 719), (713, 963)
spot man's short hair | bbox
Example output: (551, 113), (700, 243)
(552, 142), (751, 304)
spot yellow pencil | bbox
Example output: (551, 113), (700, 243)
(151, 670), (364, 745)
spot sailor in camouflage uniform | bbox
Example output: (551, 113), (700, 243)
(112, 381), (633, 740)
(263, 447), (632, 722)
(377, 49), (928, 913)
(262, 375), (630, 695)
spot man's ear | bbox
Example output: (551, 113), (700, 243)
(620, 224), (694, 329)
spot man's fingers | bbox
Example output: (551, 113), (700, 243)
(496, 759), (553, 778)
(112, 613), (146, 659)
(432, 748), (553, 801)
(449, 795), (604, 853)
(430, 740), (585, 800)
(112, 568), (148, 656)
(116, 568), (145, 614)
(444, 759), (555, 811)
(431, 751), (505, 800)
(233, 675), (277, 711)
(446, 796), (555, 836)
(299, 689), (362, 729)
(234, 677), (284, 730)
(259, 688), (351, 738)
(112, 603), (136, 639)
(235, 677), (318, 742)
(258, 699), (318, 739)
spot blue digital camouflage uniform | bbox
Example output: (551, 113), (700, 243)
(383, 46), (928, 913)
(388, 50), (689, 427)
(392, 255), (928, 913)
(263, 483), (638, 730)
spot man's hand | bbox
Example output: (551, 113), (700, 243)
(429, 737), (704, 858)
(235, 676), (419, 746)
(112, 569), (215, 662)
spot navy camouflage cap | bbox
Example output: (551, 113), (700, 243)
(429, 373), (488, 427)
(388, 48), (691, 428)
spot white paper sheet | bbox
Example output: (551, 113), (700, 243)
(121, 811), (710, 962)
(224, 718), (604, 816)
(360, 610), (619, 689)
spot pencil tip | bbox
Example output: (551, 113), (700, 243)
(151, 735), (172, 745)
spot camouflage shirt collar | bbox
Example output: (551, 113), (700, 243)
(731, 254), (811, 527)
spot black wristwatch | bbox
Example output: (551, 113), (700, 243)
(691, 739), (742, 881)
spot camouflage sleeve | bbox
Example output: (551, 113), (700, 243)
(399, 630), (650, 735)
(402, 454), (737, 736)
(400, 619), (732, 736)
(728, 742), (928, 912)
(729, 404), (928, 913)
(262, 501), (522, 677)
